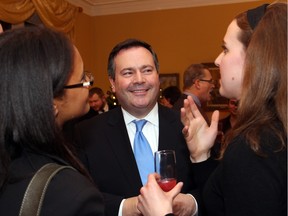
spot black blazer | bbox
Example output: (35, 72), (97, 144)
(75, 105), (196, 215)
(0, 151), (104, 216)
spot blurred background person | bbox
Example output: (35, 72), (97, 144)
(216, 98), (238, 143)
(159, 86), (181, 108)
(63, 86), (119, 142)
(218, 98), (238, 135)
(88, 87), (111, 115)
(173, 63), (215, 124)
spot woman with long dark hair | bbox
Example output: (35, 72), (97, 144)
(0, 27), (104, 215)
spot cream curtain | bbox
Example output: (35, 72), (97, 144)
(0, 0), (81, 40)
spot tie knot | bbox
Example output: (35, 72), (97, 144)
(133, 119), (147, 132)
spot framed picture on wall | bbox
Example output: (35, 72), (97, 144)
(159, 73), (179, 90)
(202, 63), (229, 110)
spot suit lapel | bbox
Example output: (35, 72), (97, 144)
(158, 105), (180, 151)
(105, 107), (143, 188)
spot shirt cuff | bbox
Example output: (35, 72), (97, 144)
(118, 199), (125, 216)
(186, 194), (198, 216)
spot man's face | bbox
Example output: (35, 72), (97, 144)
(89, 93), (105, 111)
(198, 69), (215, 103)
(109, 47), (160, 118)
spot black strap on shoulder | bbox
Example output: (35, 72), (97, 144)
(19, 163), (75, 216)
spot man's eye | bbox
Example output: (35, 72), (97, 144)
(143, 68), (152, 73)
(122, 71), (133, 76)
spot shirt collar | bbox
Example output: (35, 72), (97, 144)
(122, 103), (159, 127)
(103, 103), (109, 112)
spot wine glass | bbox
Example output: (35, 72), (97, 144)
(154, 150), (177, 192)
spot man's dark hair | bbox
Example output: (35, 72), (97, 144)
(107, 39), (159, 79)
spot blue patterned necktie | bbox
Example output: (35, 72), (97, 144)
(133, 119), (154, 185)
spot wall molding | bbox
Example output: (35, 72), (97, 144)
(66, 0), (260, 16)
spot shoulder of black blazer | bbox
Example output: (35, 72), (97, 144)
(78, 105), (180, 128)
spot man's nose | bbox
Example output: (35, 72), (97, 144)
(134, 71), (145, 83)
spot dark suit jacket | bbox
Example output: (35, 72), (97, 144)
(75, 105), (197, 215)
(63, 105), (119, 144)
(173, 93), (210, 125)
(63, 108), (99, 144)
(0, 150), (104, 216)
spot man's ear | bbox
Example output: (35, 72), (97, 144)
(109, 76), (116, 93)
(194, 79), (201, 89)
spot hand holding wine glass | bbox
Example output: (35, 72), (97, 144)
(137, 173), (183, 216)
(154, 150), (177, 192)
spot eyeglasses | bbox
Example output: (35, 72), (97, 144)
(199, 79), (215, 84)
(64, 72), (94, 89)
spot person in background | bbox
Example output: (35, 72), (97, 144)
(160, 86), (181, 108)
(0, 27), (104, 215)
(216, 98), (238, 144)
(76, 86), (111, 121)
(173, 64), (215, 124)
(138, 2), (287, 216)
(0, 23), (3, 33)
(74, 39), (217, 216)
(218, 98), (238, 135)
(63, 87), (113, 142)
(89, 87), (111, 114)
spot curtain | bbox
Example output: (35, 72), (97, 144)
(0, 0), (81, 40)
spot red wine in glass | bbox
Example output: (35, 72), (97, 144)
(155, 150), (177, 192)
(157, 178), (177, 192)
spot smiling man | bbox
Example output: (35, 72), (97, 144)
(109, 46), (160, 118)
(74, 39), (216, 216)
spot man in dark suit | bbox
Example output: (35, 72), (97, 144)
(173, 64), (215, 125)
(75, 39), (215, 216)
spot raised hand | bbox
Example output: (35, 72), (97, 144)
(181, 95), (219, 162)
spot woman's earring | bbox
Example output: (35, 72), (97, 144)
(53, 104), (59, 117)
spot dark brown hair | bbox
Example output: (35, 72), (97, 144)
(221, 3), (287, 158)
(107, 38), (159, 79)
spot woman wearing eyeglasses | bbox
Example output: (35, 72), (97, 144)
(0, 27), (104, 215)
